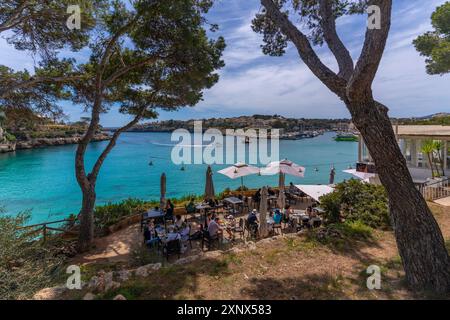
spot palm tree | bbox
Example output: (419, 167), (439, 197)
(421, 140), (439, 177)
(432, 140), (445, 177)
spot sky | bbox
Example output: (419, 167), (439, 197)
(1, 0), (449, 127)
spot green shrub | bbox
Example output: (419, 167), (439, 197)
(0, 210), (66, 299)
(94, 198), (151, 234)
(172, 194), (201, 204)
(4, 132), (16, 142)
(218, 187), (231, 199)
(319, 179), (390, 228)
(307, 220), (374, 249)
(332, 220), (373, 239)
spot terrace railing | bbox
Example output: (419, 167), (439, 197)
(421, 177), (450, 201)
(18, 217), (78, 243)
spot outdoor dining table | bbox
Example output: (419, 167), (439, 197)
(223, 197), (243, 205)
(313, 207), (326, 214)
(145, 209), (165, 219)
(196, 203), (212, 227)
(195, 203), (212, 211)
(141, 209), (165, 230)
(223, 197), (244, 215)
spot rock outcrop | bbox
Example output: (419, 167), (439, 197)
(32, 285), (67, 300)
(15, 133), (110, 150)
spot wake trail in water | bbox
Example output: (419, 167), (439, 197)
(150, 141), (221, 148)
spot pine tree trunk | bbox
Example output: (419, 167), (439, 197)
(349, 99), (450, 293)
(77, 185), (96, 252)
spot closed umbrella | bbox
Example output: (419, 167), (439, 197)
(160, 173), (166, 210)
(217, 162), (260, 192)
(259, 186), (269, 238)
(277, 173), (286, 208)
(329, 167), (336, 185)
(204, 166), (215, 201)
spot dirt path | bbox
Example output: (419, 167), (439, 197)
(71, 224), (141, 266)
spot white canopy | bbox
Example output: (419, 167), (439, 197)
(342, 169), (376, 182)
(260, 159), (305, 178)
(294, 184), (334, 202)
(217, 162), (260, 179)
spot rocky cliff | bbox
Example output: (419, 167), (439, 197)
(14, 133), (110, 150)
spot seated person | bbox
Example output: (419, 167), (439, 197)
(207, 198), (218, 207)
(289, 182), (298, 194)
(179, 222), (190, 241)
(185, 198), (196, 214)
(174, 214), (183, 228)
(190, 224), (203, 240)
(143, 224), (159, 247)
(224, 216), (236, 240)
(166, 226), (181, 241)
(208, 216), (222, 239)
(282, 205), (292, 222)
(206, 212), (213, 227)
(252, 189), (261, 203)
(165, 199), (174, 220)
(273, 209), (283, 224)
(247, 209), (259, 234)
(306, 206), (314, 217)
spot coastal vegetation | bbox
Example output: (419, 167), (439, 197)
(130, 115), (351, 135)
(414, 1), (450, 75)
(0, 210), (69, 300)
(0, 108), (108, 150)
(252, 0), (450, 293)
(319, 180), (390, 228)
(398, 114), (450, 126)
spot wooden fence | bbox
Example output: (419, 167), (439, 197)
(17, 217), (78, 243)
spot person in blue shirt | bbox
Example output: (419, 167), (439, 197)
(273, 209), (283, 224)
(247, 209), (259, 236)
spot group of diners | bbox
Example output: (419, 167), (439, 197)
(246, 204), (322, 238)
(140, 184), (322, 259)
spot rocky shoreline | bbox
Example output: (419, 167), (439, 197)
(0, 133), (111, 153)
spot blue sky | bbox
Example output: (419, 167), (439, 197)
(1, 0), (449, 126)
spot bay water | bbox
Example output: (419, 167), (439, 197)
(0, 131), (357, 224)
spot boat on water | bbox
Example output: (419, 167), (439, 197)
(334, 132), (358, 142)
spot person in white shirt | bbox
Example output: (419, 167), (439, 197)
(166, 226), (181, 241)
(174, 215), (183, 228)
(208, 217), (222, 239)
(180, 223), (190, 240)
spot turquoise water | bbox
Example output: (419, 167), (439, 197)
(0, 131), (357, 224)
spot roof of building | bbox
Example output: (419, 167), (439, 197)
(393, 125), (450, 137)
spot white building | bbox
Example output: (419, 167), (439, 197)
(358, 125), (450, 183)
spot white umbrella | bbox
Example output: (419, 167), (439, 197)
(343, 169), (376, 182)
(294, 184), (335, 203)
(217, 162), (260, 191)
(260, 159), (305, 178)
